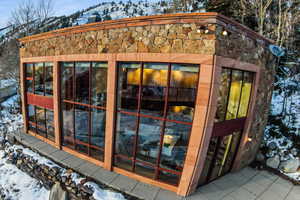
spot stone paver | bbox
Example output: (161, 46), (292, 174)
(77, 162), (100, 177)
(91, 168), (119, 185)
(15, 133), (300, 200)
(110, 174), (138, 193)
(156, 189), (183, 200)
(61, 155), (86, 170)
(37, 143), (59, 156)
(131, 182), (160, 200)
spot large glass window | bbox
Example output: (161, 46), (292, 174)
(25, 62), (54, 141)
(199, 68), (254, 186)
(114, 62), (199, 186)
(25, 63), (53, 96)
(215, 68), (254, 122)
(61, 62), (107, 161)
(27, 105), (55, 142)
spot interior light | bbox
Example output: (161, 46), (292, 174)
(247, 137), (252, 142)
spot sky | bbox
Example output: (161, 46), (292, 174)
(0, 0), (112, 28)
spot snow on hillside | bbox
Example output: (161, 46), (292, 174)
(73, 1), (163, 26)
(0, 1), (205, 42)
(0, 150), (50, 200)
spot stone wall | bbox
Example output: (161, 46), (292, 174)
(20, 23), (216, 57)
(216, 24), (276, 168)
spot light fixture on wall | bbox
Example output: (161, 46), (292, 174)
(197, 25), (210, 34)
(19, 42), (25, 48)
(247, 137), (252, 142)
(222, 29), (229, 36)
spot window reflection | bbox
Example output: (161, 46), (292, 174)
(215, 68), (231, 122)
(114, 62), (199, 186)
(115, 113), (137, 158)
(45, 63), (53, 96)
(28, 104), (35, 122)
(46, 110), (55, 142)
(140, 63), (168, 117)
(75, 105), (89, 154)
(75, 62), (90, 104)
(92, 62), (107, 107)
(28, 104), (54, 141)
(91, 108), (105, 148)
(62, 103), (74, 148)
(36, 106), (46, 136)
(26, 64), (34, 93)
(238, 73), (253, 118)
(61, 62), (107, 161)
(160, 122), (191, 172)
(226, 70), (243, 120)
(61, 62), (74, 100)
(214, 68), (254, 122)
(168, 64), (199, 123)
(25, 62), (53, 96)
(136, 117), (162, 164)
(117, 63), (141, 113)
(34, 63), (44, 95)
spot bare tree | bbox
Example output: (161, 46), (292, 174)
(10, 0), (36, 35)
(9, 0), (54, 36)
(36, 0), (55, 23)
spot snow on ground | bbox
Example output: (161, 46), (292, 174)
(0, 94), (23, 133)
(262, 72), (300, 181)
(0, 94), (127, 200)
(0, 151), (50, 200)
(0, 79), (17, 89)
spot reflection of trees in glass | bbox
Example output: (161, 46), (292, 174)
(115, 62), (199, 185)
(75, 62), (90, 104)
(61, 62), (107, 161)
(34, 63), (45, 95)
(215, 68), (254, 122)
(215, 68), (231, 122)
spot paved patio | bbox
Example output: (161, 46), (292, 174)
(14, 133), (300, 200)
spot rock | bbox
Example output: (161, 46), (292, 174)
(268, 141), (277, 150)
(256, 151), (265, 162)
(49, 182), (68, 200)
(279, 159), (300, 173)
(80, 185), (93, 195)
(7, 134), (15, 144)
(266, 155), (280, 169)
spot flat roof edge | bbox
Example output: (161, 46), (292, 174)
(18, 12), (273, 44)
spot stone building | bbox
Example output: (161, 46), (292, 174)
(18, 13), (275, 196)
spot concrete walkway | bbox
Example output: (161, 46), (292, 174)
(15, 133), (300, 200)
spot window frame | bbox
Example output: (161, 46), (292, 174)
(114, 61), (200, 186)
(60, 61), (108, 161)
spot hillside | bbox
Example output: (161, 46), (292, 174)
(0, 1), (205, 41)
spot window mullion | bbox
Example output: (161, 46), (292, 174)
(155, 63), (171, 179)
(88, 62), (92, 156)
(132, 62), (144, 172)
(72, 62), (76, 149)
(224, 70), (233, 121)
(236, 71), (245, 119)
